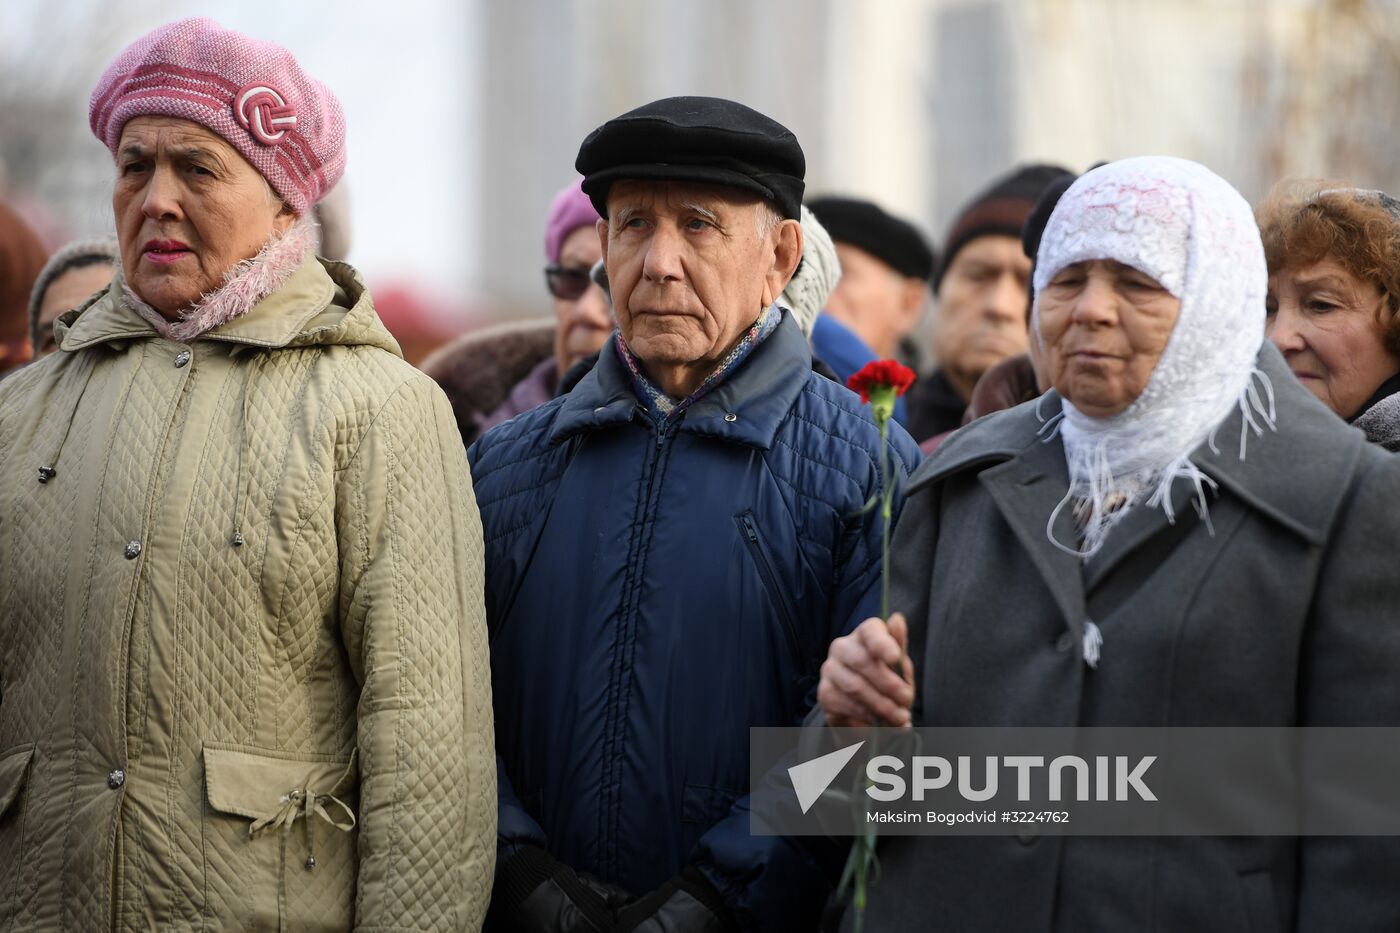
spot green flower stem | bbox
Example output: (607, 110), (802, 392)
(843, 385), (900, 933)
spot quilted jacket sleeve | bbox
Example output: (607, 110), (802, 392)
(690, 422), (922, 933)
(336, 372), (497, 931)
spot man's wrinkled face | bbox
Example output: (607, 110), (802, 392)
(601, 181), (792, 378)
(932, 235), (1033, 397)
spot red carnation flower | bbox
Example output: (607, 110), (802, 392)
(846, 360), (916, 404)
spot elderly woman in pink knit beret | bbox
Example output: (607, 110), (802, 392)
(0, 18), (494, 930)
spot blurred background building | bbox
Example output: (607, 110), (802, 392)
(3, 0), (1398, 359)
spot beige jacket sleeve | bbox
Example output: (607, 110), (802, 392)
(336, 372), (496, 931)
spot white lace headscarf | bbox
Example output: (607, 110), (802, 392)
(1031, 156), (1275, 557)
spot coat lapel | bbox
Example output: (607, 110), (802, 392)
(977, 432), (1088, 634)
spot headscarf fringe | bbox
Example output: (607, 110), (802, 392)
(1047, 366), (1273, 560)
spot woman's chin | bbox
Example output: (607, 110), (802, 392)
(131, 278), (198, 319)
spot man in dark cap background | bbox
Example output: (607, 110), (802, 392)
(904, 163), (1072, 441)
(470, 95), (919, 933)
(807, 195), (935, 426)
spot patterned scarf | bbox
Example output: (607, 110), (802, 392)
(616, 304), (782, 421)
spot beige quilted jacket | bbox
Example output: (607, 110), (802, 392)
(0, 256), (495, 931)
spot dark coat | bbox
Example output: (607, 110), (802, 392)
(903, 366), (966, 442)
(420, 319), (555, 448)
(469, 313), (920, 931)
(858, 342), (1400, 932)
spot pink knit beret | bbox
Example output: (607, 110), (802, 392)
(89, 17), (346, 216)
(544, 178), (600, 264)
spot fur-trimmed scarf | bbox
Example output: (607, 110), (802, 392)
(118, 218), (315, 343)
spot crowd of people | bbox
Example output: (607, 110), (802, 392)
(1, 16), (1398, 933)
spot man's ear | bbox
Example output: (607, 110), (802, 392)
(596, 217), (610, 263)
(763, 218), (804, 306)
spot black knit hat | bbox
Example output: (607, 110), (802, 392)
(935, 163), (1074, 290)
(808, 196), (936, 281)
(576, 96), (806, 220)
(1020, 173), (1079, 261)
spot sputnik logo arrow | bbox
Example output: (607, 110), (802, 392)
(788, 741), (865, 814)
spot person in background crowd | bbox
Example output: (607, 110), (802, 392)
(471, 96), (920, 933)
(0, 200), (49, 376)
(0, 18), (494, 930)
(1258, 180), (1400, 448)
(423, 178), (612, 446)
(808, 196), (934, 362)
(27, 237), (118, 358)
(807, 196), (934, 426)
(816, 156), (1400, 932)
(904, 163), (1073, 441)
(921, 168), (1080, 452)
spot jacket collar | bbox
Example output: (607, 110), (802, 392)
(57, 254), (338, 354)
(549, 310), (813, 448)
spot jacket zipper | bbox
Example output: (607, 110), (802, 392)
(736, 511), (805, 674)
(601, 412), (673, 877)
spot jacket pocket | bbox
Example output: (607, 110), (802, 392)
(0, 746), (34, 820)
(202, 743), (358, 933)
(734, 511), (805, 675)
(0, 745), (35, 911)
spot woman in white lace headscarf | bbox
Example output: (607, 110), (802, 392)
(1030, 156), (1274, 556)
(814, 156), (1400, 932)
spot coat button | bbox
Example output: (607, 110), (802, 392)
(107, 769), (126, 790)
(124, 541), (142, 560)
(1017, 830), (1037, 845)
(1055, 632), (1074, 653)
(174, 349), (191, 368)
(724, 412), (738, 422)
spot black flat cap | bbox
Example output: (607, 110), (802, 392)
(808, 196), (936, 281)
(576, 96), (805, 220)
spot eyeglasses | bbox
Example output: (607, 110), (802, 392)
(544, 265), (592, 301)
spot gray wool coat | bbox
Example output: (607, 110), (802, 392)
(853, 342), (1400, 933)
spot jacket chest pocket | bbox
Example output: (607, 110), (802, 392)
(202, 743), (358, 932)
(734, 511), (809, 680)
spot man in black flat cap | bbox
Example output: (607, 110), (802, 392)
(470, 96), (921, 933)
(905, 163), (1073, 444)
(807, 195), (936, 425)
